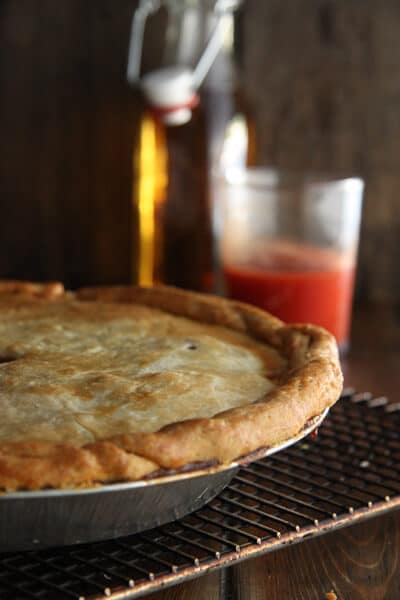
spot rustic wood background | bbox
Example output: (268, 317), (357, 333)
(1, 0), (399, 300)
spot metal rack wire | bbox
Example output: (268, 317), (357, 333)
(1, 389), (399, 600)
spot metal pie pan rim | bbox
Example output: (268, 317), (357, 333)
(1, 408), (328, 500)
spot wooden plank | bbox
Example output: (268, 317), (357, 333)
(0, 0), (137, 287)
(1, 0), (400, 297)
(230, 513), (400, 600)
(146, 569), (222, 600)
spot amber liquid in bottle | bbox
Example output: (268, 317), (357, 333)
(133, 101), (212, 292)
(132, 108), (167, 287)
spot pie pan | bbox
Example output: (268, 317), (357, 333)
(0, 410), (327, 553)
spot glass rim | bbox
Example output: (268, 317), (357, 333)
(219, 166), (364, 192)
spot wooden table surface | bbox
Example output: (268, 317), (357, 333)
(147, 305), (400, 600)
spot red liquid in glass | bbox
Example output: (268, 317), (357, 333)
(224, 254), (355, 345)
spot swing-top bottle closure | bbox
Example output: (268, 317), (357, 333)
(140, 66), (199, 126)
(127, 0), (240, 125)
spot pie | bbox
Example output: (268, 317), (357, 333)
(0, 281), (342, 491)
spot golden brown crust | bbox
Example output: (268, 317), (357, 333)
(0, 282), (342, 491)
(0, 280), (65, 299)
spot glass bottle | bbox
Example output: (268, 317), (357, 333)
(203, 3), (255, 174)
(202, 3), (255, 291)
(129, 0), (253, 292)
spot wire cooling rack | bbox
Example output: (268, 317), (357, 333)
(1, 389), (399, 599)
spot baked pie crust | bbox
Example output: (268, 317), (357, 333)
(0, 281), (342, 491)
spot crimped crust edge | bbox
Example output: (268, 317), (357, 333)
(0, 283), (343, 491)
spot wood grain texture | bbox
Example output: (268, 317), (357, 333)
(230, 513), (400, 600)
(1, 0), (400, 299)
(145, 569), (222, 600)
(0, 0), (137, 288)
(342, 304), (400, 397)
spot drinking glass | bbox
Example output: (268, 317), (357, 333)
(217, 168), (364, 351)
